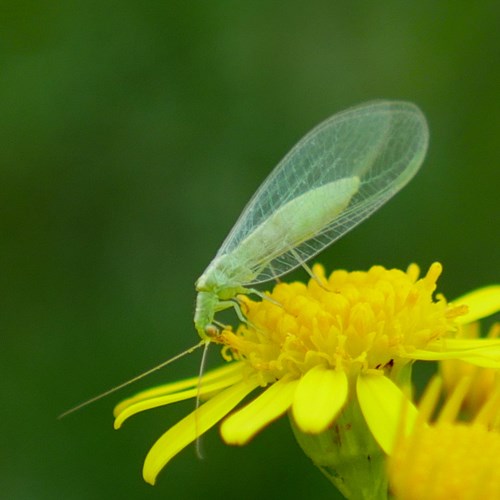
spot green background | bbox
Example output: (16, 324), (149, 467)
(3, 1), (499, 499)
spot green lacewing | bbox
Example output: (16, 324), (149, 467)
(195, 100), (429, 339)
(59, 100), (429, 418)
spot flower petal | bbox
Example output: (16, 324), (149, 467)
(114, 365), (246, 429)
(292, 366), (348, 433)
(407, 340), (500, 368)
(453, 285), (500, 324)
(113, 362), (245, 417)
(220, 377), (299, 445)
(357, 373), (417, 454)
(143, 377), (260, 485)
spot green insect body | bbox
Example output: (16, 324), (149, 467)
(193, 101), (429, 340)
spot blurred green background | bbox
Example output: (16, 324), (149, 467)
(2, 1), (499, 499)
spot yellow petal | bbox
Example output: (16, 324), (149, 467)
(357, 373), (417, 454)
(437, 338), (500, 350)
(143, 377), (259, 485)
(448, 349), (500, 368)
(453, 285), (500, 324)
(292, 366), (348, 433)
(113, 362), (245, 417)
(114, 365), (246, 429)
(408, 340), (500, 368)
(220, 377), (298, 445)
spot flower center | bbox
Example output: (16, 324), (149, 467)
(220, 263), (463, 383)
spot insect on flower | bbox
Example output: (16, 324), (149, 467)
(194, 100), (429, 340)
(58, 100), (429, 419)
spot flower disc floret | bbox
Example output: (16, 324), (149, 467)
(220, 262), (459, 383)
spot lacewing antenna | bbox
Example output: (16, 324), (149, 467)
(58, 340), (206, 419)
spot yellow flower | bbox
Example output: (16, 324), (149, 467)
(114, 263), (500, 486)
(388, 376), (500, 500)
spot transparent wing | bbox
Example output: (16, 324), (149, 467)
(214, 100), (429, 285)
